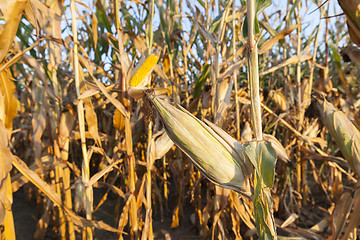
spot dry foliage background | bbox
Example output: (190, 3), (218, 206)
(0, 0), (360, 239)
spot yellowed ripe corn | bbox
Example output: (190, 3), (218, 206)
(147, 93), (252, 196)
(129, 53), (159, 87)
(318, 99), (360, 176)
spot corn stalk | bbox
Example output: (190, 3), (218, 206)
(70, 1), (93, 239)
(246, 0), (277, 238)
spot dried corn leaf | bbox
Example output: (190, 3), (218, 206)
(0, 68), (18, 130)
(12, 157), (122, 233)
(20, 54), (47, 82)
(341, 188), (360, 239)
(0, 120), (14, 225)
(117, 195), (133, 239)
(78, 55), (102, 147)
(329, 191), (353, 239)
(92, 13), (98, 49)
(0, 0), (28, 63)
(259, 24), (300, 54)
(79, 55), (129, 118)
(260, 55), (312, 76)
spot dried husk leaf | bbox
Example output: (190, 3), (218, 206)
(241, 121), (253, 142)
(154, 130), (174, 160)
(338, 0), (360, 46)
(147, 94), (251, 195)
(74, 178), (86, 212)
(128, 86), (169, 100)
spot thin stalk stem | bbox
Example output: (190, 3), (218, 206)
(70, 1), (93, 239)
(145, 121), (153, 240)
(115, 0), (138, 235)
(295, 1), (303, 206)
(147, 0), (154, 54)
(232, 0), (240, 140)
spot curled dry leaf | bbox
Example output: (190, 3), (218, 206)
(269, 90), (288, 112)
(263, 134), (289, 163)
(241, 121), (253, 142)
(154, 130), (174, 160)
(146, 129), (174, 169)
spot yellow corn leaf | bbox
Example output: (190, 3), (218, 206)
(113, 108), (125, 132)
(163, 53), (170, 74)
(92, 13), (98, 49)
(129, 52), (159, 87)
(0, 68), (18, 130)
(0, 0), (28, 63)
(0, 94), (15, 224)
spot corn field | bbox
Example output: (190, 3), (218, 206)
(0, 0), (360, 239)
